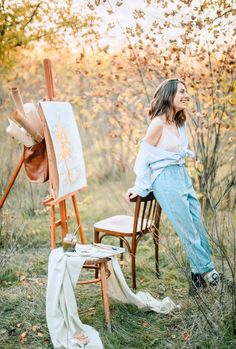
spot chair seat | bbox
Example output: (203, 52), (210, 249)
(94, 215), (148, 236)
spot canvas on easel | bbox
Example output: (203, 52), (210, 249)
(39, 101), (87, 200)
(1, 59), (86, 248)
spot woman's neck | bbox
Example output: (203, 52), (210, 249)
(159, 114), (175, 125)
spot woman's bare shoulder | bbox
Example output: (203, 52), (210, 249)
(148, 117), (165, 130)
(145, 117), (164, 145)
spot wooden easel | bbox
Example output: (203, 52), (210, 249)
(0, 59), (85, 249)
(0, 155), (24, 209)
(41, 59), (86, 249)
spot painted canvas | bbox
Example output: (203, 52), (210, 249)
(39, 101), (87, 199)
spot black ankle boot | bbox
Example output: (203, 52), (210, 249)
(189, 272), (207, 295)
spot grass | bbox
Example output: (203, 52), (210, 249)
(0, 179), (236, 349)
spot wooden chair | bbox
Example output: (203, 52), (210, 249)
(94, 192), (162, 289)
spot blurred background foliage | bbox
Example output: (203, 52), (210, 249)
(1, 0), (235, 208)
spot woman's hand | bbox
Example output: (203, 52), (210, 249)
(126, 188), (138, 201)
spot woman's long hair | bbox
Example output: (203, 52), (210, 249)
(148, 78), (187, 126)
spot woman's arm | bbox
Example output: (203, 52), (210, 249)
(126, 118), (164, 200)
(144, 117), (164, 146)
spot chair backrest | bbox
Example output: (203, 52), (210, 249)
(130, 192), (161, 237)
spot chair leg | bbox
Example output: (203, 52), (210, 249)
(100, 262), (111, 332)
(94, 230), (99, 279)
(120, 239), (124, 262)
(94, 229), (99, 243)
(155, 242), (160, 278)
(131, 254), (136, 289)
(153, 229), (160, 278)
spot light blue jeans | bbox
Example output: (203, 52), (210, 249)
(152, 164), (214, 274)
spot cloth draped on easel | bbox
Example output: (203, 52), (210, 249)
(46, 248), (178, 349)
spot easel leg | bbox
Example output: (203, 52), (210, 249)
(59, 200), (68, 240)
(50, 205), (56, 249)
(72, 194), (86, 244)
(0, 155), (24, 209)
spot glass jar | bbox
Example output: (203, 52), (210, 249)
(62, 233), (77, 252)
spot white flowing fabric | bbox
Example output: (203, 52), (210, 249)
(107, 257), (177, 313)
(46, 248), (178, 349)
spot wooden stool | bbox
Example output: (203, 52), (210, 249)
(79, 257), (112, 332)
(44, 194), (113, 331)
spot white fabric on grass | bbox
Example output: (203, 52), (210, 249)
(46, 248), (178, 348)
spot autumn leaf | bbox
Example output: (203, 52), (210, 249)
(16, 272), (26, 284)
(181, 332), (190, 341)
(32, 325), (40, 332)
(142, 321), (150, 327)
(37, 332), (44, 337)
(116, 1), (123, 7)
(19, 331), (28, 341)
(87, 2), (95, 10)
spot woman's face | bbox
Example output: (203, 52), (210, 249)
(173, 82), (189, 112)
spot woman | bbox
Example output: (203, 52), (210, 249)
(127, 78), (219, 293)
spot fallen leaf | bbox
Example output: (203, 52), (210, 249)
(19, 331), (28, 341)
(32, 325), (40, 332)
(142, 321), (150, 327)
(181, 332), (190, 341)
(37, 332), (44, 337)
(17, 272), (26, 284)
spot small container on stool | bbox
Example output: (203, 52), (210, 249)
(62, 233), (77, 252)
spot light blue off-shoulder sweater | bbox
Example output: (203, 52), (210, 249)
(131, 123), (195, 197)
